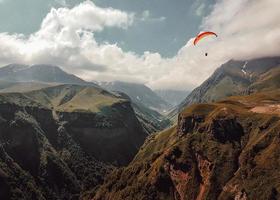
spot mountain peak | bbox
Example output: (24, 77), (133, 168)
(0, 63), (95, 86)
(0, 63), (30, 73)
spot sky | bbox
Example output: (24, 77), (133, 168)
(0, 0), (279, 90)
(0, 0), (214, 57)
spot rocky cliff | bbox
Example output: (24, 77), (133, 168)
(93, 90), (280, 200)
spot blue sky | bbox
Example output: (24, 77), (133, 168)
(0, 0), (214, 57)
(0, 0), (279, 90)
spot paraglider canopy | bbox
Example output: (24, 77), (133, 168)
(193, 31), (217, 56)
(193, 31), (218, 46)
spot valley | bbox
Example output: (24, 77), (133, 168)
(0, 56), (280, 200)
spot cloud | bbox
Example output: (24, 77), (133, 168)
(195, 3), (206, 16)
(0, 0), (279, 90)
(141, 10), (150, 20)
(55, 0), (68, 7)
(149, 0), (280, 89)
(0, 1), (134, 72)
(201, 0), (280, 60)
(140, 10), (166, 22)
(40, 0), (134, 34)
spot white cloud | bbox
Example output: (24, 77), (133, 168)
(140, 10), (166, 22)
(141, 10), (150, 20)
(0, 1), (135, 72)
(150, 0), (280, 89)
(0, 0), (279, 90)
(201, 0), (280, 60)
(40, 0), (134, 34)
(195, 3), (206, 16)
(55, 0), (68, 7)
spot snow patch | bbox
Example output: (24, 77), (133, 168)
(241, 61), (248, 75)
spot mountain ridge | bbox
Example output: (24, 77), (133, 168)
(168, 56), (280, 120)
(98, 81), (171, 113)
(0, 64), (97, 86)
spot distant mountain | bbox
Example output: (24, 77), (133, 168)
(0, 64), (96, 86)
(99, 81), (172, 133)
(0, 81), (58, 93)
(155, 89), (190, 107)
(0, 84), (147, 199)
(0, 64), (171, 134)
(114, 91), (171, 134)
(98, 81), (171, 113)
(169, 57), (280, 120)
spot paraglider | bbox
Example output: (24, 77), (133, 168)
(193, 31), (218, 56)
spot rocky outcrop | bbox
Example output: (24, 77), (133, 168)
(166, 162), (191, 200)
(207, 116), (244, 143)
(177, 114), (204, 136)
(195, 154), (213, 200)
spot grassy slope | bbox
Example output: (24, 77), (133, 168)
(0, 81), (58, 93)
(0, 84), (125, 113)
(249, 66), (280, 92)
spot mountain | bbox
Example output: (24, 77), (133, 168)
(0, 64), (171, 134)
(155, 89), (190, 107)
(0, 64), (96, 86)
(98, 81), (171, 113)
(99, 81), (172, 133)
(0, 84), (147, 199)
(92, 89), (280, 200)
(3, 57), (280, 199)
(0, 81), (58, 93)
(114, 92), (171, 134)
(169, 57), (280, 120)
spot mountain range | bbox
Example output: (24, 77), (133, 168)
(1, 56), (280, 200)
(0, 64), (95, 86)
(0, 64), (171, 134)
(0, 64), (164, 199)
